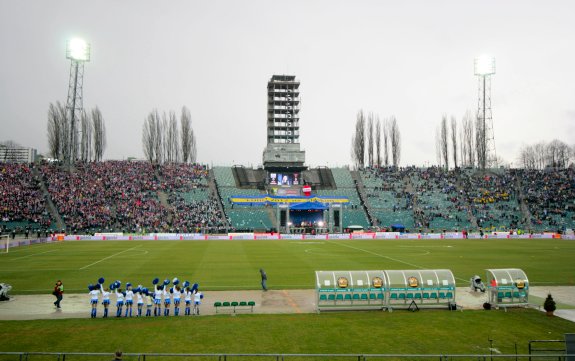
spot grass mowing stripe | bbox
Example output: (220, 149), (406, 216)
(78, 244), (142, 270)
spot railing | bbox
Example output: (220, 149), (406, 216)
(529, 339), (566, 360)
(0, 352), (572, 361)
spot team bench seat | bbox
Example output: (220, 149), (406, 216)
(214, 301), (255, 313)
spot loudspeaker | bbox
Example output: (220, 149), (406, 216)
(280, 210), (287, 227)
(334, 210), (340, 227)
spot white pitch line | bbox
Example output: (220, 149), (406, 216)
(79, 245), (142, 270)
(10, 249), (57, 261)
(329, 241), (425, 268)
(327, 241), (468, 282)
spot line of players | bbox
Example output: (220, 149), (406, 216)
(88, 277), (203, 318)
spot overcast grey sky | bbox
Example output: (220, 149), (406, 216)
(1, 0), (574, 167)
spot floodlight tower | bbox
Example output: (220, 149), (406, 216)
(65, 38), (90, 162)
(474, 55), (497, 169)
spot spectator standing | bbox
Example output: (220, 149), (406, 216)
(53, 280), (63, 308)
(260, 268), (268, 291)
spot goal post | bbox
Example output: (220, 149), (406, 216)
(0, 234), (10, 254)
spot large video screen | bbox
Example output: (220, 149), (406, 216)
(269, 172), (300, 186)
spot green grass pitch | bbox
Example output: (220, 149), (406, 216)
(0, 238), (574, 356)
(1, 238), (574, 294)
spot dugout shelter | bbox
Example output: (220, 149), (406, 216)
(316, 270), (387, 311)
(486, 268), (529, 308)
(386, 269), (456, 309)
(316, 269), (456, 312)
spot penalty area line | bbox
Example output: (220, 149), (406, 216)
(79, 245), (142, 270)
(10, 249), (58, 261)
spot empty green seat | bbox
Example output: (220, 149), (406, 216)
(377, 293), (384, 300)
(390, 293), (398, 299)
(328, 294), (336, 301)
(446, 292), (453, 299)
(352, 294), (360, 300)
(415, 293), (422, 299)
(360, 294), (368, 300)
(319, 294), (327, 301)
(239, 301), (247, 307)
(214, 302), (222, 307)
(344, 294), (352, 301)
(430, 293), (437, 299)
(423, 293), (429, 299)
(336, 294), (344, 301)
(370, 293), (377, 300)
(513, 292), (520, 298)
(398, 293), (405, 299)
(504, 292), (512, 298)
(223, 301), (231, 307)
(439, 292), (446, 299)
(406, 293), (414, 299)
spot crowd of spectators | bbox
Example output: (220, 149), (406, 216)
(458, 170), (524, 230)
(410, 167), (471, 229)
(520, 168), (575, 230)
(0, 163), (52, 235)
(40, 161), (167, 233)
(3, 160), (573, 235)
(160, 163), (229, 233)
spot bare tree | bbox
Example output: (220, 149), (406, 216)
(450, 115), (458, 169)
(367, 113), (374, 167)
(389, 116), (401, 167)
(460, 110), (475, 167)
(351, 110), (366, 169)
(59, 103), (70, 163)
(168, 111), (180, 163)
(142, 112), (157, 163)
(475, 114), (487, 170)
(47, 102), (63, 160)
(180, 106), (196, 163)
(92, 107), (106, 162)
(546, 139), (571, 168)
(435, 126), (443, 168)
(383, 118), (389, 167)
(375, 116), (381, 167)
(154, 111), (163, 164)
(440, 114), (449, 170)
(80, 110), (92, 162)
(162, 113), (171, 163)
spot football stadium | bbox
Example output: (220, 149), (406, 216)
(2, 2), (575, 360)
(1, 73), (574, 359)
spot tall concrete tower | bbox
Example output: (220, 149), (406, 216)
(263, 75), (306, 171)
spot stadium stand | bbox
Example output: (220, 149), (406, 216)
(0, 163), (53, 235)
(213, 166), (273, 231)
(360, 166), (416, 230)
(3, 161), (573, 235)
(519, 168), (575, 231)
(159, 163), (228, 233)
(411, 167), (473, 231)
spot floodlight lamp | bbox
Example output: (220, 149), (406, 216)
(66, 38), (90, 61)
(474, 55), (495, 76)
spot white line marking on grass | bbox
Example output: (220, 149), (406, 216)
(327, 241), (468, 282)
(10, 250), (57, 261)
(79, 245), (142, 270)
